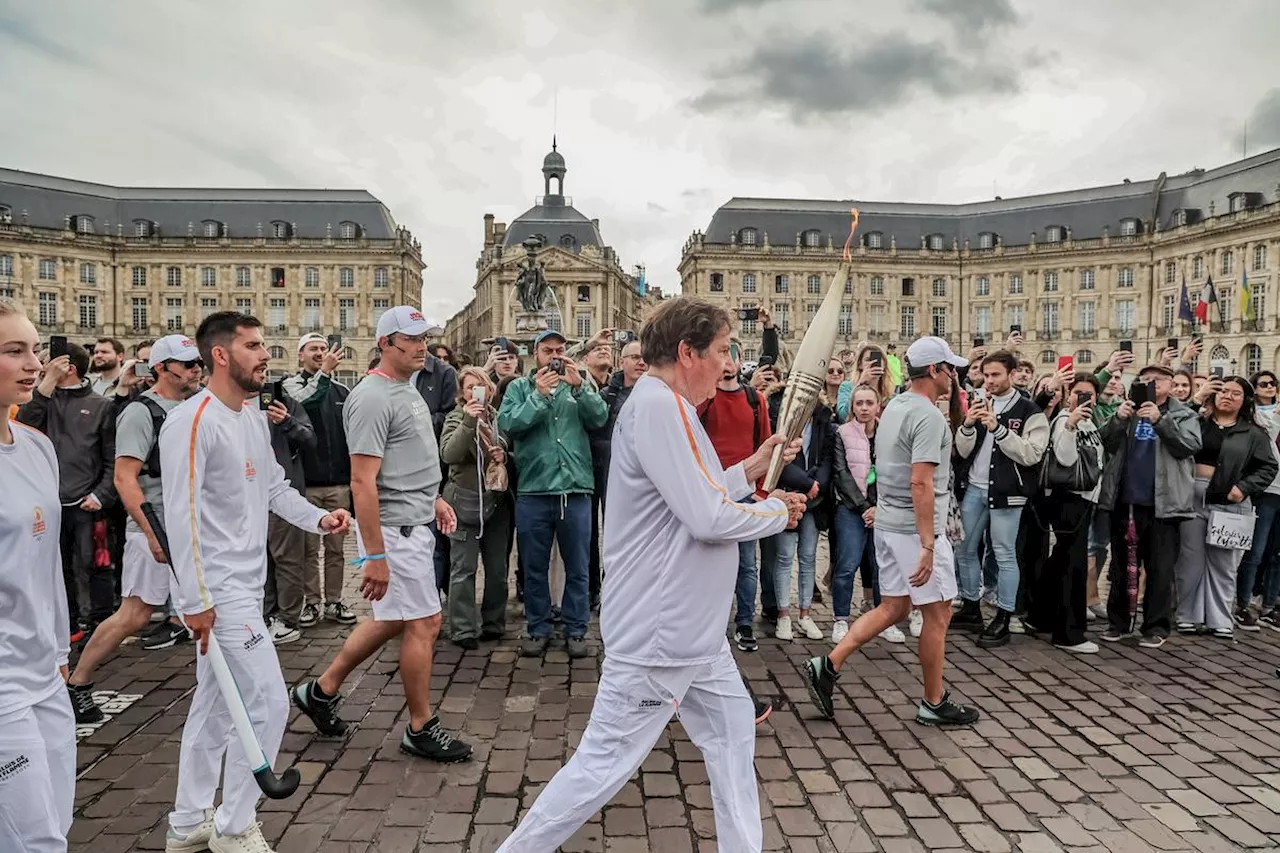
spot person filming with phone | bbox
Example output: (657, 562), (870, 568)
(1095, 363), (1201, 649)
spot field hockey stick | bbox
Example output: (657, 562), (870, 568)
(142, 502), (301, 799)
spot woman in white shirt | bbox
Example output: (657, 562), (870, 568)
(0, 298), (76, 852)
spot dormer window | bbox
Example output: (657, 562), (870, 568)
(0, 205), (10, 224)
(133, 219), (154, 238)
(1046, 225), (1063, 243)
(802, 229), (820, 248)
(559, 234), (576, 249)
(738, 227), (757, 246)
(927, 233), (944, 251)
(339, 221), (359, 240)
(1119, 218), (1139, 236)
(865, 231), (883, 249)
(271, 221), (289, 240)
(1229, 192), (1246, 213)
(202, 220), (223, 238)
(71, 214), (94, 234)
(977, 232), (995, 249)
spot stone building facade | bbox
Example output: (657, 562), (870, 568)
(444, 143), (656, 362)
(0, 168), (423, 386)
(680, 148), (1280, 376)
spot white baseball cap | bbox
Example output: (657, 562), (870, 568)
(298, 332), (328, 353)
(149, 334), (202, 367)
(905, 336), (968, 369)
(375, 306), (430, 339)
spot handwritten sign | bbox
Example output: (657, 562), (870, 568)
(1207, 511), (1254, 551)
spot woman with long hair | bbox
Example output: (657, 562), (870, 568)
(1175, 376), (1278, 637)
(439, 367), (513, 649)
(1171, 369), (1194, 404)
(823, 358), (846, 418)
(836, 344), (894, 422)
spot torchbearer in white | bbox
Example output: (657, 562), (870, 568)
(762, 210), (858, 491)
(495, 297), (807, 853)
(159, 311), (350, 853)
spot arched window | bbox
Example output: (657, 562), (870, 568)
(738, 228), (757, 246)
(1040, 349), (1057, 365)
(341, 346), (356, 361)
(271, 221), (289, 239)
(268, 345), (286, 360)
(339, 221), (359, 240)
(1245, 344), (1263, 376)
(1210, 345), (1231, 375)
(1075, 349), (1094, 364)
(866, 232), (883, 249)
(802, 229), (820, 248)
(203, 220), (223, 238)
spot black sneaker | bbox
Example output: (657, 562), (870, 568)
(1236, 608), (1261, 632)
(291, 680), (347, 736)
(1261, 608), (1280, 631)
(754, 698), (773, 725)
(1138, 632), (1167, 649)
(916, 691), (980, 727)
(141, 620), (189, 650)
(454, 636), (479, 651)
(521, 635), (549, 657)
(734, 625), (758, 652)
(298, 602), (321, 628)
(566, 636), (589, 659)
(68, 683), (104, 725)
(803, 655), (838, 720)
(951, 600), (984, 630)
(401, 716), (472, 763)
(976, 610), (1012, 649)
(480, 629), (505, 642)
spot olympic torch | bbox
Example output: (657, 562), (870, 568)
(761, 210), (858, 492)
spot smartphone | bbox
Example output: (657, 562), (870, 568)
(133, 362), (151, 378)
(495, 336), (510, 350)
(259, 390), (275, 410)
(969, 387), (986, 404)
(471, 385), (486, 404)
(1057, 355), (1074, 372)
(1119, 340), (1133, 353)
(1130, 381), (1150, 407)
(549, 357), (566, 376)
(973, 337), (985, 347)
(1212, 366), (1225, 380)
(758, 354), (776, 368)
(869, 350), (884, 367)
(616, 329), (637, 344)
(1076, 391), (1092, 407)
(327, 334), (342, 351)
(1167, 338), (1178, 352)
(49, 335), (68, 359)
(1009, 325), (1022, 336)
(737, 307), (760, 322)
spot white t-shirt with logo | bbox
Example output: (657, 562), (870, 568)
(159, 389), (327, 616)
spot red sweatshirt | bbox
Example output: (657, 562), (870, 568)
(696, 386), (773, 471)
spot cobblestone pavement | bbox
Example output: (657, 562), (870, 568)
(69, 538), (1280, 853)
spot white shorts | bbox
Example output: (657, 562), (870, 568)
(874, 529), (958, 605)
(122, 530), (172, 606)
(355, 523), (440, 622)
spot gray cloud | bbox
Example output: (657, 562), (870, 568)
(916, 0), (1019, 39)
(699, 0), (783, 12)
(692, 31), (1021, 120)
(1242, 88), (1280, 151)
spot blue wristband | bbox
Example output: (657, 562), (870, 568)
(351, 553), (386, 566)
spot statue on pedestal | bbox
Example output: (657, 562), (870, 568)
(514, 236), (553, 331)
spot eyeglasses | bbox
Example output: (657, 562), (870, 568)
(621, 354), (645, 361)
(1217, 389), (1245, 399)
(166, 359), (204, 370)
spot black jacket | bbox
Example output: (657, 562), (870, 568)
(411, 354), (458, 437)
(954, 392), (1049, 508)
(266, 383), (316, 494)
(1200, 417), (1279, 505)
(282, 370), (351, 488)
(17, 381), (117, 506)
(589, 370), (636, 478)
(773, 404), (834, 527)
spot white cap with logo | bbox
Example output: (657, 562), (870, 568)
(298, 332), (328, 353)
(905, 336), (968, 370)
(375, 306), (430, 339)
(148, 334), (201, 367)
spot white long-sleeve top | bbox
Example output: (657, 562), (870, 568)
(600, 375), (790, 667)
(159, 389), (328, 616)
(0, 422), (71, 715)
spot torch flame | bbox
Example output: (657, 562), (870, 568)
(842, 208), (860, 263)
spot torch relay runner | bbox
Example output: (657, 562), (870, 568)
(496, 297), (806, 853)
(159, 311), (351, 853)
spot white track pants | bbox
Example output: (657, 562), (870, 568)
(496, 645), (761, 853)
(0, 689), (75, 853)
(170, 607), (288, 837)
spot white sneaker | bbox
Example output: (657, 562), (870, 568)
(775, 615), (793, 641)
(881, 625), (906, 644)
(267, 618), (300, 646)
(909, 609), (923, 638)
(166, 809), (215, 853)
(1009, 617), (1026, 635)
(796, 616), (823, 640)
(1055, 640), (1099, 654)
(831, 620), (849, 644)
(1085, 606), (1098, 622)
(209, 821), (273, 853)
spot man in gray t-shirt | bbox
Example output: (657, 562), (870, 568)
(806, 337), (980, 730)
(875, 391), (952, 537)
(115, 390), (182, 536)
(343, 374), (441, 527)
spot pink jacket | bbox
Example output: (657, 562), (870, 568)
(837, 420), (873, 492)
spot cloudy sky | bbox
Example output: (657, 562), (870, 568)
(2, 0), (1278, 322)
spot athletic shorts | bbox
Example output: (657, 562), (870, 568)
(355, 523), (440, 622)
(874, 529), (958, 606)
(122, 530), (172, 606)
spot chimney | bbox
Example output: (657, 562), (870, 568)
(484, 213), (494, 248)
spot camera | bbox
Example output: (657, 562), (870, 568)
(616, 329), (637, 344)
(133, 362), (151, 378)
(737, 307), (760, 322)
(549, 357), (566, 376)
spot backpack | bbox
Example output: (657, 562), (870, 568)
(128, 396), (169, 478)
(700, 384), (763, 449)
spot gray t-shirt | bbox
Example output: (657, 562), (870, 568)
(115, 389), (183, 534)
(874, 391), (952, 537)
(344, 373), (441, 526)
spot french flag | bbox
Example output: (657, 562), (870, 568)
(1194, 274), (1217, 324)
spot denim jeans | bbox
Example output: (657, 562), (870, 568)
(831, 505), (877, 619)
(1238, 492), (1280, 609)
(734, 541), (758, 628)
(956, 486), (1023, 611)
(516, 494), (592, 638)
(774, 512), (819, 612)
